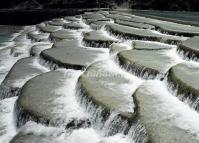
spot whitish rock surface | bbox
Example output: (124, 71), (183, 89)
(167, 62), (199, 111)
(83, 30), (118, 48)
(133, 40), (175, 50)
(28, 31), (49, 42)
(115, 19), (155, 30)
(0, 57), (48, 99)
(39, 25), (62, 33)
(50, 29), (81, 41)
(178, 36), (199, 61)
(78, 60), (143, 121)
(117, 49), (182, 79)
(106, 23), (187, 44)
(16, 70), (89, 127)
(30, 43), (52, 56)
(41, 46), (108, 70)
(133, 80), (199, 143)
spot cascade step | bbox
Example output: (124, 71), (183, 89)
(90, 21), (111, 30)
(178, 36), (199, 61)
(64, 16), (81, 22)
(133, 80), (199, 143)
(78, 60), (143, 131)
(27, 31), (50, 42)
(83, 31), (118, 48)
(110, 43), (131, 54)
(105, 23), (187, 44)
(16, 70), (89, 128)
(83, 13), (105, 20)
(30, 43), (52, 56)
(117, 14), (199, 37)
(117, 49), (181, 79)
(86, 18), (112, 25)
(10, 122), (66, 143)
(64, 22), (85, 30)
(40, 46), (108, 70)
(52, 39), (81, 48)
(0, 97), (17, 142)
(10, 43), (30, 57)
(0, 57), (48, 100)
(50, 29), (81, 41)
(0, 47), (27, 84)
(167, 62), (199, 111)
(115, 19), (155, 30)
(48, 18), (67, 26)
(39, 25), (62, 33)
(133, 40), (174, 50)
(10, 122), (130, 143)
(104, 13), (123, 20)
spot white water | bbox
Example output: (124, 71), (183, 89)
(0, 97), (17, 143)
(53, 69), (88, 124)
(139, 80), (199, 139)
(17, 121), (133, 143)
(1, 11), (199, 143)
(158, 47), (184, 73)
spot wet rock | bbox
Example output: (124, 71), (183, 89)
(30, 44), (52, 56)
(48, 19), (66, 26)
(0, 47), (25, 84)
(177, 36), (199, 61)
(64, 22), (85, 30)
(36, 22), (46, 29)
(16, 70), (88, 128)
(50, 29), (81, 41)
(105, 14), (123, 20)
(64, 16), (81, 22)
(133, 40), (174, 50)
(167, 62), (199, 111)
(133, 80), (199, 143)
(83, 13), (105, 20)
(10, 133), (60, 143)
(28, 31), (50, 42)
(105, 23), (186, 44)
(110, 43), (131, 54)
(53, 39), (81, 48)
(10, 122), (65, 143)
(78, 60), (142, 129)
(117, 49), (179, 79)
(13, 34), (31, 44)
(0, 97), (17, 142)
(40, 46), (108, 70)
(21, 26), (36, 35)
(0, 57), (47, 100)
(123, 16), (199, 37)
(97, 11), (109, 15)
(10, 43), (30, 57)
(39, 25), (62, 33)
(154, 21), (199, 37)
(90, 21), (111, 30)
(86, 18), (111, 25)
(65, 119), (91, 130)
(115, 19), (155, 30)
(83, 31), (118, 48)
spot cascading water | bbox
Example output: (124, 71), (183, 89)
(1, 11), (199, 143)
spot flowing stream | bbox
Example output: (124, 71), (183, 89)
(0, 11), (199, 143)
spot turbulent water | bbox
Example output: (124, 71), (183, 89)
(0, 11), (199, 143)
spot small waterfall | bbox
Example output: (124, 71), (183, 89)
(165, 73), (199, 112)
(39, 56), (59, 70)
(177, 46), (199, 62)
(1, 11), (199, 143)
(0, 97), (17, 143)
(0, 84), (20, 100)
